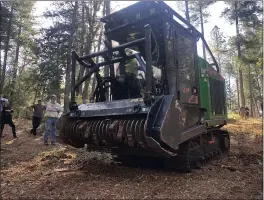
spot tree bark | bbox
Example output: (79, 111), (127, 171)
(10, 23), (22, 105)
(91, 25), (104, 97)
(82, 3), (93, 101)
(104, 0), (110, 78)
(248, 65), (254, 117)
(185, 0), (190, 23)
(228, 75), (231, 109)
(64, 1), (78, 112)
(199, 4), (206, 60)
(82, 1), (102, 102)
(91, 3), (105, 98)
(235, 2), (245, 107)
(0, 3), (14, 94)
(76, 1), (85, 96)
(236, 77), (240, 108)
(254, 67), (263, 102)
(56, 41), (61, 104)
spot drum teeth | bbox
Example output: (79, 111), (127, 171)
(61, 117), (148, 148)
(109, 120), (119, 141)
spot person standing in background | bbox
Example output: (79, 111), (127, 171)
(0, 101), (17, 139)
(44, 94), (62, 145)
(30, 100), (46, 136)
(0, 96), (9, 139)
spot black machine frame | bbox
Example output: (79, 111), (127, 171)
(69, 1), (220, 112)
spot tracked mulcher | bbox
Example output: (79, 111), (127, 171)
(58, 1), (230, 171)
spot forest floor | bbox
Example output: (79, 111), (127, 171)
(0, 118), (263, 199)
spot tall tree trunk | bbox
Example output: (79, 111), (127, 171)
(56, 43), (61, 104)
(82, 71), (90, 102)
(235, 2), (245, 107)
(64, 1), (78, 112)
(254, 99), (259, 117)
(0, 4), (14, 94)
(91, 3), (105, 98)
(199, 4), (206, 60)
(185, 0), (190, 23)
(82, 2), (102, 102)
(228, 75), (231, 109)
(254, 67), (263, 102)
(77, 1), (85, 96)
(248, 65), (254, 117)
(103, 1), (111, 101)
(236, 77), (240, 108)
(104, 0), (110, 78)
(91, 25), (104, 97)
(10, 23), (22, 105)
(82, 3), (94, 101)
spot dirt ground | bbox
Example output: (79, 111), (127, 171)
(0, 118), (263, 199)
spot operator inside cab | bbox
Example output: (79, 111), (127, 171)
(124, 48), (142, 98)
(112, 40), (162, 99)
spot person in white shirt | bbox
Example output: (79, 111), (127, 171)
(44, 94), (62, 145)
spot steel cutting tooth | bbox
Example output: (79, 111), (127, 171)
(74, 121), (80, 142)
(116, 120), (124, 141)
(138, 119), (146, 148)
(138, 119), (145, 147)
(68, 121), (76, 146)
(126, 120), (132, 145)
(104, 120), (110, 143)
(92, 121), (100, 145)
(78, 121), (85, 145)
(98, 120), (105, 143)
(78, 121), (86, 141)
(118, 120), (128, 142)
(109, 120), (118, 141)
(73, 121), (81, 146)
(104, 122), (111, 143)
(77, 121), (85, 147)
(95, 120), (102, 145)
(134, 119), (141, 146)
(84, 121), (92, 139)
(68, 121), (75, 139)
(75, 121), (83, 141)
(87, 121), (95, 140)
(101, 120), (107, 144)
(92, 120), (99, 145)
(77, 121), (85, 131)
(128, 119), (137, 147)
(65, 121), (72, 138)
(125, 120), (132, 144)
(106, 120), (112, 141)
(70, 121), (78, 146)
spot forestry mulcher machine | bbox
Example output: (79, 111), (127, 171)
(58, 1), (230, 171)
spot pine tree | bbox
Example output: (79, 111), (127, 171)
(222, 1), (262, 112)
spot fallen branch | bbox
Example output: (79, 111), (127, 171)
(211, 163), (240, 171)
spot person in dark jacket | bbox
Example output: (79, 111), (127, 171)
(0, 101), (17, 138)
(30, 100), (46, 135)
(0, 96), (9, 139)
(0, 96), (8, 125)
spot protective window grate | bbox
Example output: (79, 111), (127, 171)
(177, 32), (195, 91)
(209, 77), (226, 115)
